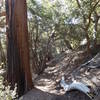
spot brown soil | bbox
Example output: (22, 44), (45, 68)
(20, 50), (100, 100)
(19, 88), (91, 100)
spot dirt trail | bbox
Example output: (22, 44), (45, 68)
(21, 50), (100, 100)
(34, 50), (89, 94)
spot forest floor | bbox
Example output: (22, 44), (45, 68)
(21, 50), (100, 100)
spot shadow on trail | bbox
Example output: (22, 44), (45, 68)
(20, 88), (91, 100)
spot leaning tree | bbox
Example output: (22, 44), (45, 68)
(6, 0), (33, 97)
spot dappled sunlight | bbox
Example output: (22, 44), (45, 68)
(1, 0), (100, 99)
(33, 50), (100, 99)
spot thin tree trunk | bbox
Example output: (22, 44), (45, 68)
(85, 31), (91, 55)
(93, 11), (99, 47)
(0, 38), (6, 65)
(6, 0), (33, 97)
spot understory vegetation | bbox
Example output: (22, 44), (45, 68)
(0, 0), (100, 99)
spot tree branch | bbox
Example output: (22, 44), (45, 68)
(76, 0), (81, 8)
(86, 0), (100, 29)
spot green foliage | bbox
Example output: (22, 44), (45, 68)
(0, 74), (17, 100)
(27, 0), (100, 61)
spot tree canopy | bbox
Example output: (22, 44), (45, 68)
(0, 0), (100, 99)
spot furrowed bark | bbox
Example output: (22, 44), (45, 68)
(6, 0), (33, 97)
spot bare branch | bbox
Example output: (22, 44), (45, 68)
(76, 0), (81, 8)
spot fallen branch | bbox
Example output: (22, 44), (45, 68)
(60, 76), (94, 100)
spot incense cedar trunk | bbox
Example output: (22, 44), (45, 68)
(6, 0), (33, 97)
